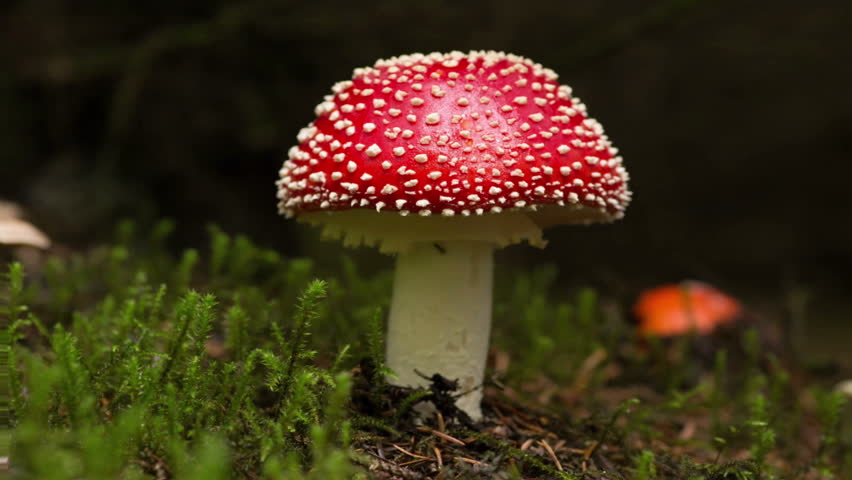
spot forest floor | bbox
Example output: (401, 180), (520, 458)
(3, 221), (851, 479)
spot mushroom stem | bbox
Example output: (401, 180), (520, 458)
(386, 240), (495, 421)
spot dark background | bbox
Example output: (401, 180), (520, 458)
(2, 0), (850, 346)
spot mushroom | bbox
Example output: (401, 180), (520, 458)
(633, 282), (741, 337)
(836, 379), (852, 398)
(277, 51), (631, 420)
(0, 201), (52, 274)
(0, 201), (51, 250)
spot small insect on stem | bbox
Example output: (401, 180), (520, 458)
(433, 243), (446, 254)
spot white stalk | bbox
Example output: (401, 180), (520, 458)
(386, 240), (495, 420)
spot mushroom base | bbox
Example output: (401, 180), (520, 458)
(386, 240), (495, 421)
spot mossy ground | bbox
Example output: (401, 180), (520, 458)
(1, 221), (850, 479)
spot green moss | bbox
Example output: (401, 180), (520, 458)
(2, 223), (849, 478)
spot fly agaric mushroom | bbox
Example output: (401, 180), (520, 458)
(277, 51), (631, 420)
(633, 282), (741, 337)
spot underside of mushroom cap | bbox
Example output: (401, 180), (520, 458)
(299, 202), (616, 253)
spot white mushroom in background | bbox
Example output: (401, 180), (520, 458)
(0, 201), (51, 250)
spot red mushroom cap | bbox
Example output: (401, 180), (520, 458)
(277, 51), (631, 251)
(633, 282), (742, 337)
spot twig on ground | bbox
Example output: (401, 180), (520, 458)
(415, 427), (466, 446)
(391, 444), (431, 461)
(539, 439), (564, 472)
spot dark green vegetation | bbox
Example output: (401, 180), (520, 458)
(2, 222), (850, 479)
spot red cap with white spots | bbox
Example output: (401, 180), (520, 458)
(277, 51), (631, 252)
